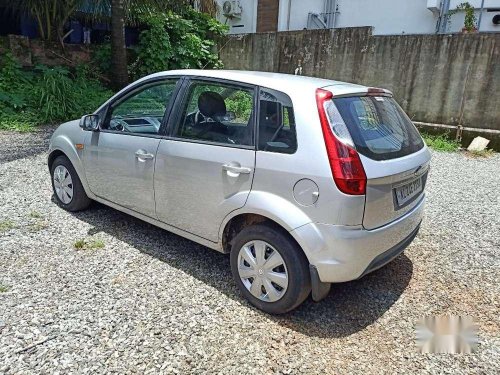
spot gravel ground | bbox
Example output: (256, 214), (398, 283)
(0, 130), (499, 374)
(0, 126), (55, 164)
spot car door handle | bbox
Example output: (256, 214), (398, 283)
(222, 164), (252, 174)
(135, 150), (155, 160)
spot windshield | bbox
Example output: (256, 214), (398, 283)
(332, 96), (424, 161)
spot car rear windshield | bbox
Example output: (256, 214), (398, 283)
(333, 96), (424, 161)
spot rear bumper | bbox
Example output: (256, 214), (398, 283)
(291, 195), (425, 283)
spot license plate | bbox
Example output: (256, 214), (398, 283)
(395, 177), (422, 207)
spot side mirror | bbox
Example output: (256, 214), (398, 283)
(79, 114), (100, 131)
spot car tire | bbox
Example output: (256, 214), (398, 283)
(230, 224), (311, 314)
(50, 155), (91, 212)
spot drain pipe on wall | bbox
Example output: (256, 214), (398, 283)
(286, 0), (292, 31)
(324, 0), (338, 29)
(438, 0), (451, 33)
(477, 0), (486, 31)
(332, 0), (338, 28)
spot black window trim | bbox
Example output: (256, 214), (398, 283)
(97, 76), (184, 139)
(162, 75), (259, 150)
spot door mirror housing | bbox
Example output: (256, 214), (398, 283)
(79, 114), (100, 131)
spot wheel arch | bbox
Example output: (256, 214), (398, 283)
(221, 212), (313, 266)
(48, 137), (92, 198)
(47, 149), (66, 170)
(220, 190), (312, 249)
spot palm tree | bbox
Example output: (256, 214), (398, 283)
(110, 0), (128, 89)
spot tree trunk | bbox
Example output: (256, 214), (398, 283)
(111, 0), (128, 89)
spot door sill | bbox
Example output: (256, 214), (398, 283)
(91, 196), (223, 252)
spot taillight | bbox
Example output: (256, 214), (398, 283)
(316, 88), (367, 195)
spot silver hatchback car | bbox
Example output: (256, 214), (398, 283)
(48, 70), (431, 314)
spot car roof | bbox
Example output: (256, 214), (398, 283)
(142, 69), (373, 96)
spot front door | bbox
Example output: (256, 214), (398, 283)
(155, 79), (256, 242)
(84, 79), (180, 217)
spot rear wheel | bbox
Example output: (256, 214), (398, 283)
(230, 224), (311, 314)
(51, 155), (91, 212)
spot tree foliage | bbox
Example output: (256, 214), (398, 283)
(129, 9), (227, 79)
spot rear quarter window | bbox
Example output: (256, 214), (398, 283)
(258, 88), (297, 154)
(333, 96), (424, 161)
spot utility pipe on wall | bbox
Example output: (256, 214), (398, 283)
(286, 0), (292, 31)
(477, 0), (486, 31)
(325, 0), (337, 29)
(438, 0), (451, 33)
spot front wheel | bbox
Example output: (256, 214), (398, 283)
(230, 224), (311, 314)
(51, 155), (91, 212)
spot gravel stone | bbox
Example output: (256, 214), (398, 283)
(0, 130), (499, 374)
(0, 125), (55, 163)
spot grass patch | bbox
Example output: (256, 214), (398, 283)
(29, 211), (44, 219)
(0, 120), (36, 132)
(74, 239), (86, 249)
(27, 211), (48, 232)
(0, 284), (8, 293)
(74, 238), (105, 250)
(466, 149), (495, 158)
(27, 221), (49, 233)
(0, 220), (15, 232)
(89, 239), (105, 249)
(421, 132), (460, 152)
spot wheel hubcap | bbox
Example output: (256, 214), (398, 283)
(237, 240), (288, 302)
(53, 165), (73, 204)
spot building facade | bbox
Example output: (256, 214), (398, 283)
(217, 0), (500, 34)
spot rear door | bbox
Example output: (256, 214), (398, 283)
(331, 94), (431, 230)
(154, 78), (256, 242)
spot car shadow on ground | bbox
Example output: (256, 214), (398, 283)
(69, 201), (413, 339)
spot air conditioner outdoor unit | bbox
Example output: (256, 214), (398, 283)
(427, 0), (441, 13)
(222, 0), (243, 19)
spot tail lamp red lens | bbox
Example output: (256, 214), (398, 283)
(316, 88), (367, 195)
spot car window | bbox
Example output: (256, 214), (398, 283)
(173, 81), (254, 146)
(258, 88), (297, 154)
(103, 80), (177, 135)
(332, 96), (424, 160)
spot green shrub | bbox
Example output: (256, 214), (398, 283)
(0, 53), (113, 131)
(131, 14), (173, 79)
(130, 10), (227, 80)
(34, 65), (78, 123)
(421, 132), (460, 152)
(91, 43), (112, 76)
